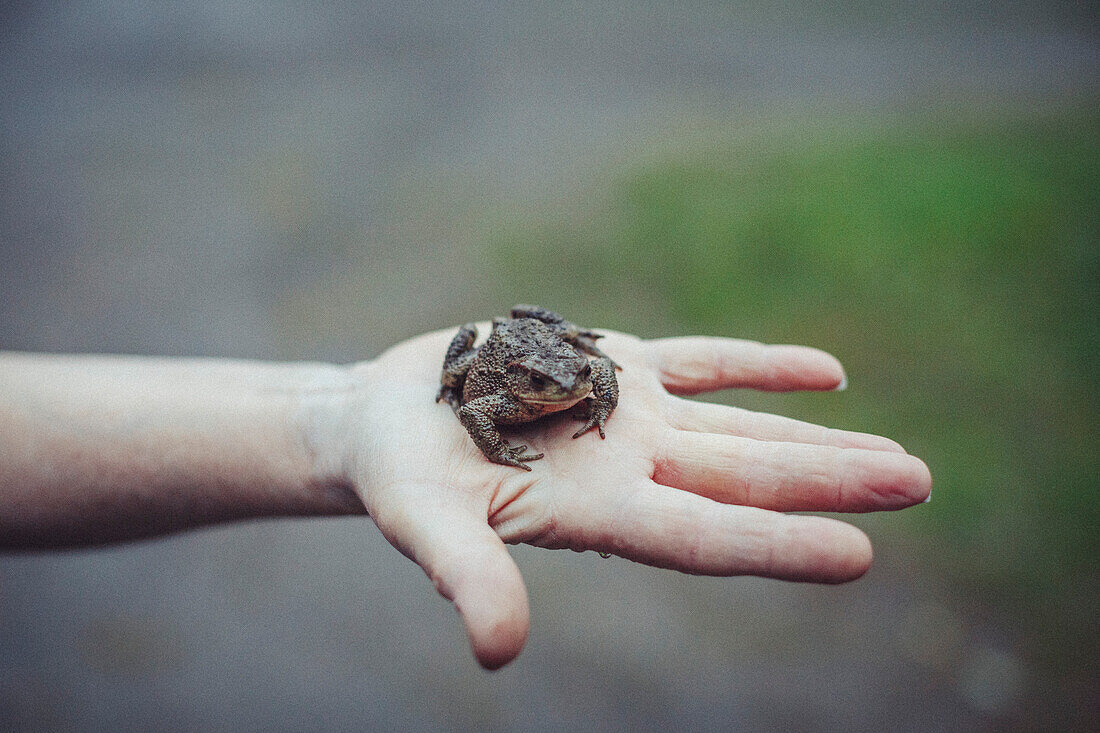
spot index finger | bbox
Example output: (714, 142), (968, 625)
(648, 336), (846, 394)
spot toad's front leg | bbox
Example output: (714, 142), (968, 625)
(436, 323), (479, 413)
(572, 357), (619, 439)
(458, 395), (545, 470)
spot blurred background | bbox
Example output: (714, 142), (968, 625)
(1, 1), (1096, 730)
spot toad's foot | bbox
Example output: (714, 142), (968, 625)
(491, 443), (545, 471)
(572, 412), (609, 439)
(570, 396), (612, 439)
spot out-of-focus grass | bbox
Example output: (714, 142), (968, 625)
(484, 106), (1098, 679)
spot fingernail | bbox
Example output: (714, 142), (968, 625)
(922, 489), (932, 504)
(834, 375), (848, 391)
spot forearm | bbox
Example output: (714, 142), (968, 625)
(0, 352), (364, 549)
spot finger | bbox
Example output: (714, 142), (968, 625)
(370, 485), (529, 670)
(653, 430), (932, 512)
(571, 481), (872, 582)
(648, 336), (845, 395)
(665, 396), (906, 453)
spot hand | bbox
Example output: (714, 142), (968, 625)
(333, 326), (932, 669)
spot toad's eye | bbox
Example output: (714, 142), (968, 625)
(580, 363), (592, 377)
(529, 374), (547, 390)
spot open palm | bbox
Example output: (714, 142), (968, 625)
(340, 325), (931, 668)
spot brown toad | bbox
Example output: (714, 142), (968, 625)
(436, 305), (620, 470)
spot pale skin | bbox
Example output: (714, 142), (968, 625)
(0, 325), (931, 669)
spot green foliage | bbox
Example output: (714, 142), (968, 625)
(487, 107), (1099, 667)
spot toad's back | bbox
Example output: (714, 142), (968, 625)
(462, 319), (571, 403)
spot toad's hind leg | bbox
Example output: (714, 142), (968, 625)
(569, 335), (620, 371)
(436, 323), (478, 411)
(510, 304), (565, 325)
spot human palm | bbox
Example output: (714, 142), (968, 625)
(340, 325), (931, 669)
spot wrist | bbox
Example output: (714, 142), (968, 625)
(288, 360), (370, 517)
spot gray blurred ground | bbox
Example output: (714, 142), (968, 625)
(0, 2), (1095, 731)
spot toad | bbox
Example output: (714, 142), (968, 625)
(436, 305), (620, 470)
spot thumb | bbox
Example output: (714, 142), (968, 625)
(372, 486), (529, 670)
